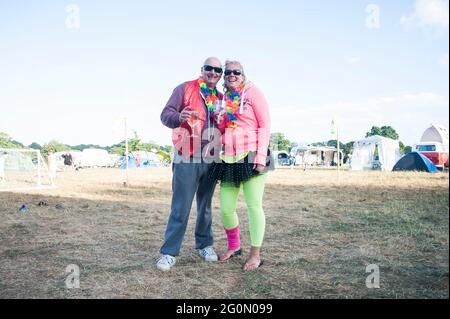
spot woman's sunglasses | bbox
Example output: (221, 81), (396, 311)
(203, 65), (223, 74)
(224, 70), (242, 76)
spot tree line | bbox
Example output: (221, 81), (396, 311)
(0, 131), (173, 163)
(1, 125), (412, 164)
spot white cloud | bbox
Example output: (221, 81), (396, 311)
(401, 0), (449, 31)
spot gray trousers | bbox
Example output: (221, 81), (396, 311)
(160, 158), (216, 256)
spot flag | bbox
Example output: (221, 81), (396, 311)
(331, 118), (337, 136)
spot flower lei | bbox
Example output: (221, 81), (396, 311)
(224, 84), (244, 129)
(198, 78), (219, 112)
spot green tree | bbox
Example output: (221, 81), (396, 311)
(365, 125), (412, 154)
(71, 144), (106, 151)
(270, 133), (291, 151)
(141, 141), (160, 152)
(107, 133), (164, 156)
(128, 131), (143, 152)
(160, 145), (174, 154)
(42, 140), (71, 158)
(311, 142), (326, 147)
(342, 141), (354, 164)
(327, 140), (356, 164)
(28, 142), (42, 150)
(399, 141), (412, 155)
(156, 149), (172, 164)
(0, 132), (24, 148)
(108, 145), (125, 156)
(365, 126), (382, 138)
(365, 126), (399, 140)
(326, 139), (345, 149)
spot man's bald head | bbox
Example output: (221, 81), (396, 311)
(203, 57), (222, 68)
(201, 57), (223, 89)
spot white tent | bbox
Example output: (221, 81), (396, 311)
(350, 135), (401, 171)
(291, 145), (342, 167)
(420, 124), (449, 151)
(80, 149), (114, 168)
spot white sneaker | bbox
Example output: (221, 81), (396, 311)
(198, 246), (218, 262)
(156, 254), (176, 271)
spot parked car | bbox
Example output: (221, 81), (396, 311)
(414, 142), (449, 168)
(274, 151), (295, 166)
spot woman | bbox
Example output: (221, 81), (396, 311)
(47, 149), (57, 185)
(210, 60), (271, 271)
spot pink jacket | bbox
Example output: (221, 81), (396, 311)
(216, 82), (271, 166)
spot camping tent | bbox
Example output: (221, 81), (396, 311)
(118, 151), (162, 169)
(392, 152), (438, 172)
(420, 123), (449, 147)
(79, 149), (114, 168)
(291, 145), (342, 167)
(350, 135), (401, 171)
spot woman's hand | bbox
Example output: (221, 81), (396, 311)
(253, 163), (266, 173)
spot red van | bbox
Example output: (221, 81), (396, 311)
(414, 142), (449, 168)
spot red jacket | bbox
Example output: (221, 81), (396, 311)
(167, 79), (222, 158)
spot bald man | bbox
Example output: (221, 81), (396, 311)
(157, 57), (223, 271)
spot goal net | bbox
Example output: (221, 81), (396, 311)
(0, 148), (55, 192)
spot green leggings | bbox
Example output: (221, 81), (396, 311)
(220, 173), (267, 247)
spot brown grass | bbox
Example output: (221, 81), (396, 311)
(0, 167), (448, 299)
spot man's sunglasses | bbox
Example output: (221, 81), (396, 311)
(224, 69), (242, 76)
(203, 65), (223, 74)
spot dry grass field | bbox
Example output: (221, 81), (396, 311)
(0, 167), (448, 299)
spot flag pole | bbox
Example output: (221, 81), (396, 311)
(337, 125), (340, 181)
(331, 118), (340, 182)
(124, 117), (129, 187)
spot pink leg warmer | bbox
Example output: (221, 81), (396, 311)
(225, 226), (240, 250)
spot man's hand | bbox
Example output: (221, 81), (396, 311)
(179, 108), (192, 123)
(213, 109), (226, 123)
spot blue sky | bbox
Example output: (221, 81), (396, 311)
(0, 0), (448, 147)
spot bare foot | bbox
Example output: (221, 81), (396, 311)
(219, 248), (241, 261)
(243, 257), (262, 271)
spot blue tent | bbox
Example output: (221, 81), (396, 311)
(392, 152), (438, 173)
(118, 152), (162, 169)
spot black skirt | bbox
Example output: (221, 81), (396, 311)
(209, 150), (274, 186)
